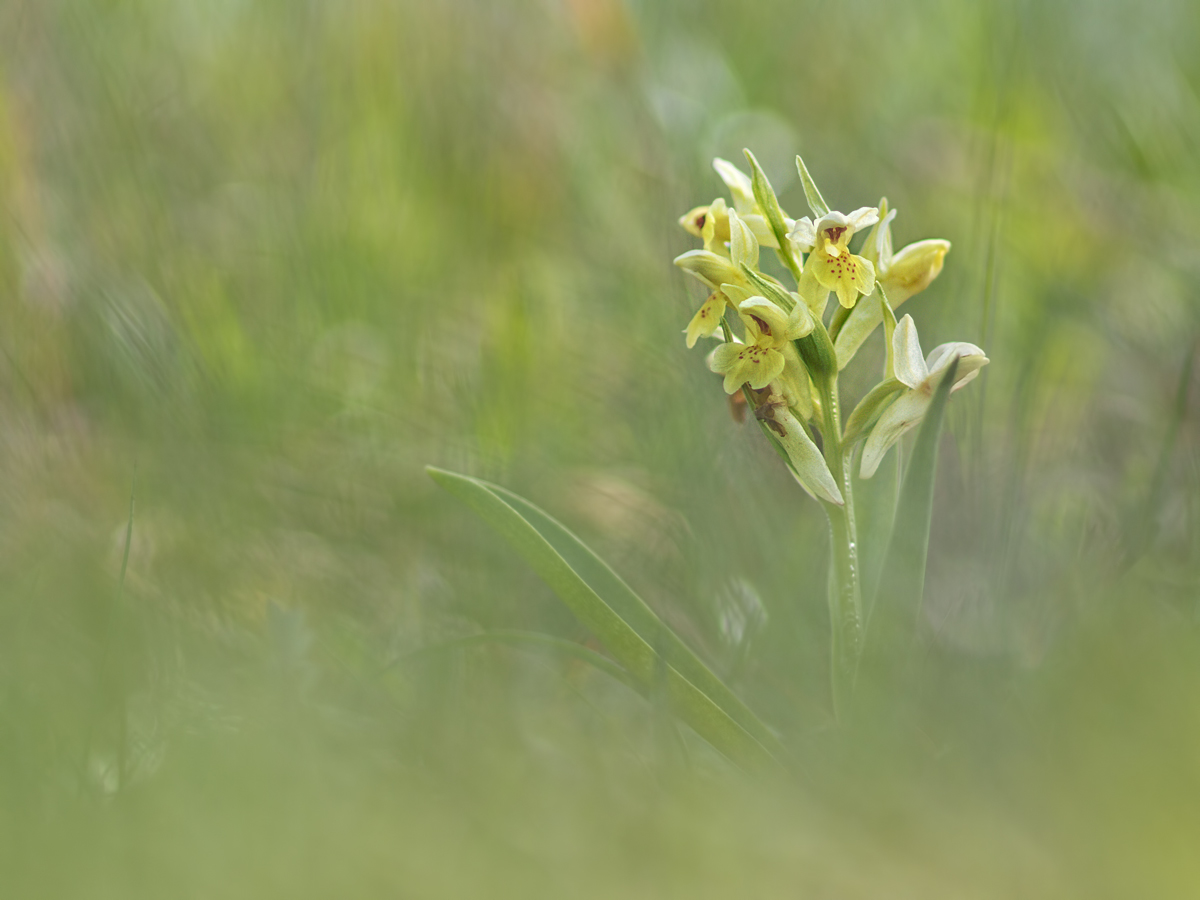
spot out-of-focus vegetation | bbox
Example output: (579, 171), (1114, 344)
(1, 0), (1198, 896)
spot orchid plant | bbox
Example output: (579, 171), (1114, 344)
(430, 150), (988, 770)
(675, 152), (986, 710)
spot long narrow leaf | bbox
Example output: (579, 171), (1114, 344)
(426, 467), (786, 772)
(489, 483), (785, 743)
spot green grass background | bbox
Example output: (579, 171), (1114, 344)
(1, 0), (1198, 896)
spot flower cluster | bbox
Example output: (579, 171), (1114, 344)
(674, 151), (986, 498)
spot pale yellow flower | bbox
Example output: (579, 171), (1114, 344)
(789, 208), (879, 310)
(860, 315), (988, 478)
(707, 292), (811, 393)
(834, 200), (951, 370)
(678, 158), (789, 251)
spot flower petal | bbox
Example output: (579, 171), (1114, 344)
(860, 389), (932, 478)
(797, 262), (829, 316)
(786, 300), (815, 339)
(862, 203), (896, 269)
(924, 341), (988, 389)
(832, 239), (947, 371)
(787, 217), (817, 250)
(851, 253), (875, 299)
(844, 206), (880, 231)
(737, 296), (792, 348)
(701, 197), (731, 253)
(892, 315), (928, 388)
(811, 249), (874, 309)
(728, 210), (760, 271)
(719, 282), (754, 307)
(679, 205), (711, 239)
(882, 239), (950, 305)
(713, 157), (756, 216)
(742, 214), (780, 249)
(709, 342), (785, 393)
(674, 250), (741, 290)
(778, 344), (813, 420)
(685, 291), (727, 348)
(814, 211), (849, 233)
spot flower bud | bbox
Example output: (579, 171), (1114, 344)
(881, 239), (950, 305)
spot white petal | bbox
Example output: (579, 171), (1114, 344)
(713, 157), (756, 215)
(867, 207), (897, 268)
(813, 211), (849, 233)
(892, 315), (928, 388)
(925, 341), (988, 389)
(844, 206), (880, 231)
(860, 390), (932, 478)
(788, 217), (817, 250)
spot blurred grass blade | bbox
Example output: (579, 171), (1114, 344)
(866, 357), (958, 654)
(426, 466), (786, 772)
(1125, 338), (1196, 565)
(396, 629), (638, 691)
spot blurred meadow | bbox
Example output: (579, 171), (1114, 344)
(2, 0), (1199, 896)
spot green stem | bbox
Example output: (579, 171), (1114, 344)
(816, 371), (863, 717)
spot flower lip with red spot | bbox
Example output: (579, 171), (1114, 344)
(789, 207), (880, 310)
(708, 340), (786, 394)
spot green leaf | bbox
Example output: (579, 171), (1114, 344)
(795, 154), (830, 218)
(426, 467), (787, 772)
(864, 356), (958, 657)
(842, 378), (906, 448)
(743, 149), (800, 280)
